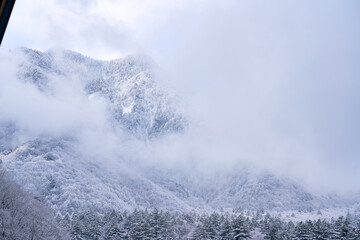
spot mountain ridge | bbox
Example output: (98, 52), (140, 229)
(0, 48), (352, 216)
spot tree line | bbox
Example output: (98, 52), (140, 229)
(2, 168), (360, 240)
(60, 208), (360, 240)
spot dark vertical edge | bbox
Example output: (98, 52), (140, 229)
(0, 0), (16, 46)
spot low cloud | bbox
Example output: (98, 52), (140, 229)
(0, 51), (110, 139)
(1, 0), (360, 194)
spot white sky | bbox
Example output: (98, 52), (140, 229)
(2, 0), (191, 59)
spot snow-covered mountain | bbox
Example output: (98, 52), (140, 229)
(16, 48), (186, 139)
(0, 48), (350, 216)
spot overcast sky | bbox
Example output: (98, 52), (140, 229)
(2, 0), (360, 194)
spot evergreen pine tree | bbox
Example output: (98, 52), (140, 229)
(332, 216), (345, 239)
(312, 219), (331, 240)
(192, 223), (206, 240)
(202, 217), (218, 239)
(277, 221), (294, 240)
(353, 219), (360, 240)
(231, 215), (251, 240)
(341, 217), (352, 239)
(219, 218), (232, 240)
(129, 219), (151, 240)
(209, 212), (222, 234)
(293, 221), (311, 240)
(192, 218), (217, 240)
(104, 224), (127, 240)
(263, 221), (278, 240)
(148, 208), (173, 240)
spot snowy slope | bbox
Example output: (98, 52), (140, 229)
(15, 48), (186, 139)
(0, 48), (350, 215)
(0, 138), (340, 214)
(141, 166), (343, 212)
(0, 138), (201, 214)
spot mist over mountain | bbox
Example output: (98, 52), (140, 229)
(1, 1), (359, 238)
(0, 48), (357, 218)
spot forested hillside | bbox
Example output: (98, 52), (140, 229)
(0, 170), (68, 240)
